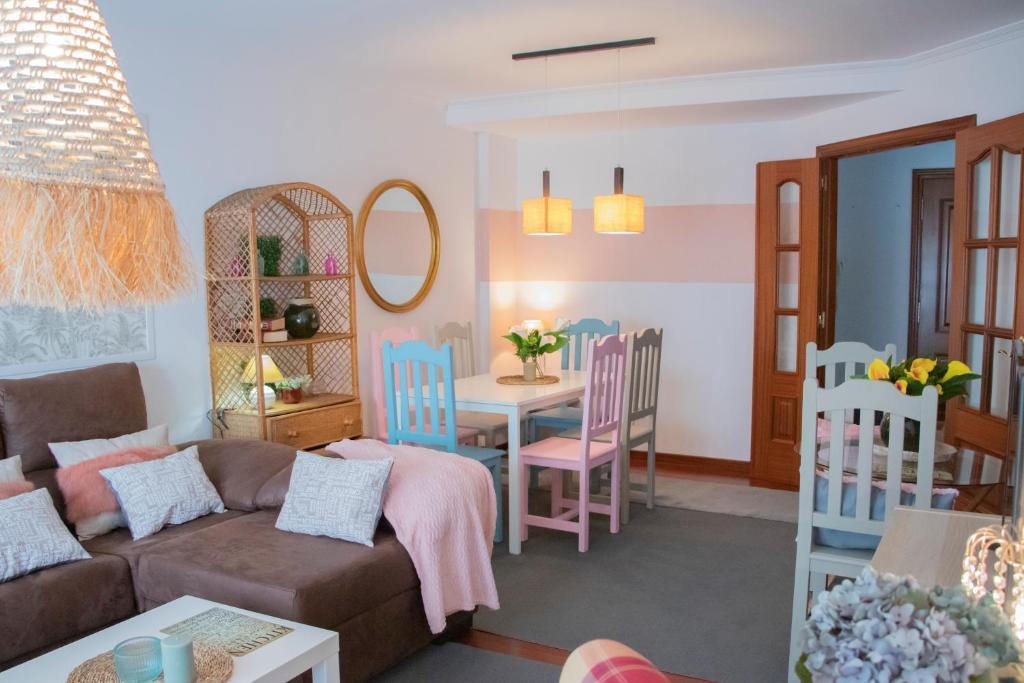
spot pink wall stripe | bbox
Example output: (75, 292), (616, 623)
(480, 204), (754, 283)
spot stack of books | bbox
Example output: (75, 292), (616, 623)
(261, 318), (287, 343)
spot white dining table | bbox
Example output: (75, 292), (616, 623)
(400, 369), (588, 554)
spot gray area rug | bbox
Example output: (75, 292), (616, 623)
(641, 474), (798, 524)
(372, 642), (560, 682)
(534, 470), (798, 524)
(479, 501), (796, 683)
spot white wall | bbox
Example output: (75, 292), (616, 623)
(835, 141), (955, 359)
(41, 3), (480, 441)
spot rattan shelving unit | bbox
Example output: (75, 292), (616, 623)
(204, 182), (361, 449)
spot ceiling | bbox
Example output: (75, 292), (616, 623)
(104, 0), (1024, 103)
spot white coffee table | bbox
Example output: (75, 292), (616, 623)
(0, 595), (340, 683)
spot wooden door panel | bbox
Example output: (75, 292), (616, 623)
(751, 158), (821, 488)
(946, 112), (1024, 455)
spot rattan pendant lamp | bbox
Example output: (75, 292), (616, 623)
(0, 0), (193, 310)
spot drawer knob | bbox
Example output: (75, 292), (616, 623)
(344, 418), (354, 425)
(287, 430), (299, 438)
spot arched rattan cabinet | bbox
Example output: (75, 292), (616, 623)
(204, 182), (361, 446)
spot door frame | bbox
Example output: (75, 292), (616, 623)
(814, 116), (977, 350)
(907, 167), (955, 358)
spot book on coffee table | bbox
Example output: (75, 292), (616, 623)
(161, 606), (294, 657)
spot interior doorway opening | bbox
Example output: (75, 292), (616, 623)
(833, 140), (955, 362)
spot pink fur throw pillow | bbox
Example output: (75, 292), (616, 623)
(0, 481), (34, 500)
(56, 445), (177, 539)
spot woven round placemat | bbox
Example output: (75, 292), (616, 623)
(496, 374), (559, 386)
(67, 643), (233, 683)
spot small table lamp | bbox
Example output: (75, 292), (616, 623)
(242, 354), (284, 408)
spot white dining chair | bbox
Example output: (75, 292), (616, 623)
(788, 377), (939, 680)
(806, 341), (897, 387)
(806, 340), (898, 436)
(436, 321), (508, 448)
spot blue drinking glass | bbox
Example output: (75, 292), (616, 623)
(112, 636), (162, 682)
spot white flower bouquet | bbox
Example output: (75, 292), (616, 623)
(797, 567), (1019, 682)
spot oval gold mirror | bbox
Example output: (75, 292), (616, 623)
(355, 179), (440, 313)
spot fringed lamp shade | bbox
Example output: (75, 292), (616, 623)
(522, 170), (572, 235)
(0, 0), (193, 309)
(594, 166), (644, 234)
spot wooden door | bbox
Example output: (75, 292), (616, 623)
(751, 159), (822, 488)
(909, 169), (955, 359)
(946, 113), (1024, 455)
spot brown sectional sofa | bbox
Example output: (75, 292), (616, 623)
(0, 363), (468, 682)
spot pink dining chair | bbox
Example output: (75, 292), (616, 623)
(519, 333), (627, 552)
(369, 327), (478, 445)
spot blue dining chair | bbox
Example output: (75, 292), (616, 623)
(527, 318), (620, 490)
(382, 339), (505, 543)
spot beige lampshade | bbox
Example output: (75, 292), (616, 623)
(0, 0), (193, 309)
(241, 354), (285, 384)
(594, 193), (645, 234)
(522, 169), (572, 235)
(523, 196), (572, 235)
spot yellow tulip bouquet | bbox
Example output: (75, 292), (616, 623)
(864, 357), (980, 400)
(859, 356), (980, 452)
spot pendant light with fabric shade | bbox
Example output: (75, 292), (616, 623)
(594, 48), (644, 234)
(0, 0), (194, 309)
(522, 57), (572, 236)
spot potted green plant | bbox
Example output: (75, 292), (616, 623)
(503, 320), (569, 381)
(259, 297), (277, 320)
(276, 375), (311, 404)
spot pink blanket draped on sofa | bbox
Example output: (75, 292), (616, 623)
(326, 439), (500, 633)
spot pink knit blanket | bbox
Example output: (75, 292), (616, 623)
(326, 439), (500, 633)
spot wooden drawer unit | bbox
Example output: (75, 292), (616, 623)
(268, 400), (362, 450)
(217, 394), (362, 449)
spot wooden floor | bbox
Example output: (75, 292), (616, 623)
(458, 629), (713, 683)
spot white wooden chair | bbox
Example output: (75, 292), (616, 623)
(806, 341), (897, 387)
(807, 340), (898, 435)
(436, 321), (508, 448)
(788, 377), (939, 680)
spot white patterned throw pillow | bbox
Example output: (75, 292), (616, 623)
(100, 446), (225, 540)
(0, 455), (25, 482)
(0, 488), (90, 582)
(276, 451), (393, 547)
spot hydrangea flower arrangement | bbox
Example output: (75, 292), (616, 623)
(797, 567), (1019, 682)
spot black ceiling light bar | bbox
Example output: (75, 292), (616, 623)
(512, 37), (655, 61)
